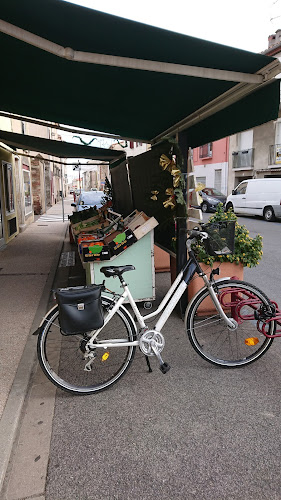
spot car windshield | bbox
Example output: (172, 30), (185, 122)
(79, 192), (104, 206)
(203, 188), (224, 197)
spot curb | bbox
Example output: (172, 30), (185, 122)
(0, 225), (68, 495)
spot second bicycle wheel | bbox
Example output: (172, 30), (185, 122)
(185, 279), (275, 367)
(37, 295), (136, 395)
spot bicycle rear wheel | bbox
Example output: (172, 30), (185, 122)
(185, 279), (275, 367)
(37, 295), (136, 395)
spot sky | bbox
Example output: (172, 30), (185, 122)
(65, 0), (281, 53)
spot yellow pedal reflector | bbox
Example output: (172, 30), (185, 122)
(245, 337), (259, 346)
(102, 352), (109, 361)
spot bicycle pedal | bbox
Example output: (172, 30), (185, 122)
(159, 362), (171, 374)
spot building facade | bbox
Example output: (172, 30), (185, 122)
(228, 30), (281, 192)
(0, 116), (66, 248)
(192, 137), (229, 195)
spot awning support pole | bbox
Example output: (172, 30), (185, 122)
(60, 162), (65, 222)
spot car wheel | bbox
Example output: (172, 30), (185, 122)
(201, 202), (209, 213)
(263, 206), (275, 222)
(226, 202), (234, 212)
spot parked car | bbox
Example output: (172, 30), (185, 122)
(71, 190), (104, 212)
(199, 188), (227, 213)
(225, 178), (281, 221)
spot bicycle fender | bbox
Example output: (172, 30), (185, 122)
(34, 304), (58, 333)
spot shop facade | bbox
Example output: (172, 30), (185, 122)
(0, 146), (19, 249)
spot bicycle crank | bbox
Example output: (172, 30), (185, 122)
(139, 330), (170, 374)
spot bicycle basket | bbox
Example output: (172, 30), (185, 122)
(203, 220), (235, 257)
(56, 284), (104, 335)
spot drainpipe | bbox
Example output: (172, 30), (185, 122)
(225, 137), (229, 195)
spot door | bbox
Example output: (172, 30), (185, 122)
(233, 181), (248, 214)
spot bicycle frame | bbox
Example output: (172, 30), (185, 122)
(87, 254), (236, 350)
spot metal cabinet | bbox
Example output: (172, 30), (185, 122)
(83, 231), (155, 302)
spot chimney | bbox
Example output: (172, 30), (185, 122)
(268, 29), (281, 49)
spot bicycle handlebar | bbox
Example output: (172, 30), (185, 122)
(185, 226), (209, 251)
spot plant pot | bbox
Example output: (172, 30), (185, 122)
(187, 261), (244, 315)
(154, 245), (170, 273)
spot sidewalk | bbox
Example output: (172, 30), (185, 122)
(0, 197), (73, 492)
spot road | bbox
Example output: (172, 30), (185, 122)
(203, 212), (281, 305)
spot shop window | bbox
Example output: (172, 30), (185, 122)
(3, 161), (15, 214)
(22, 166), (32, 215)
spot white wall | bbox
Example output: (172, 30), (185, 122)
(194, 162), (228, 194)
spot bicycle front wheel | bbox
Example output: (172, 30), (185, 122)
(185, 279), (275, 367)
(37, 295), (137, 395)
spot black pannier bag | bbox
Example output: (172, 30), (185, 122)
(56, 284), (104, 335)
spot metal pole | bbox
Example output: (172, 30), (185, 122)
(78, 160), (81, 194)
(60, 160), (65, 222)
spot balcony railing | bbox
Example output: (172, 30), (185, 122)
(232, 148), (254, 169)
(269, 144), (281, 165)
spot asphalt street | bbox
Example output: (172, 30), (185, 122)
(4, 214), (281, 500)
(203, 213), (281, 305)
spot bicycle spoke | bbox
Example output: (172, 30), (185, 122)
(186, 280), (274, 367)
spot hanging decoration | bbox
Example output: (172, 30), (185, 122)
(72, 135), (97, 146)
(150, 190), (159, 201)
(158, 154), (186, 211)
(159, 154), (181, 188)
(163, 188), (176, 209)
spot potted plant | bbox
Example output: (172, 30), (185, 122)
(188, 203), (263, 299)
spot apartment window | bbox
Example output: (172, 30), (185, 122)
(239, 130), (253, 150)
(214, 169), (222, 192)
(3, 161), (15, 213)
(22, 165), (32, 215)
(196, 176), (206, 187)
(199, 143), (212, 158)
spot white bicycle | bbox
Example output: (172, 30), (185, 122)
(37, 223), (276, 395)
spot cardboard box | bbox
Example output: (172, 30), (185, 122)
(123, 209), (140, 227)
(77, 234), (97, 245)
(126, 211), (148, 232)
(132, 216), (158, 240)
(71, 215), (100, 234)
(107, 228), (137, 256)
(72, 219), (110, 236)
(81, 242), (112, 262)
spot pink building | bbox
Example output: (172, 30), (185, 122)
(192, 137), (229, 195)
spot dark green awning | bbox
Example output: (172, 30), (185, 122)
(0, 130), (125, 160)
(0, 0), (280, 145)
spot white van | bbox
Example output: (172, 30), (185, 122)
(226, 178), (281, 222)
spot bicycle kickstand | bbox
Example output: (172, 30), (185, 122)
(145, 355), (153, 373)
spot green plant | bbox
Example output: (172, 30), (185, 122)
(193, 204), (263, 268)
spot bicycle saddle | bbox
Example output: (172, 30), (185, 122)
(100, 265), (135, 278)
